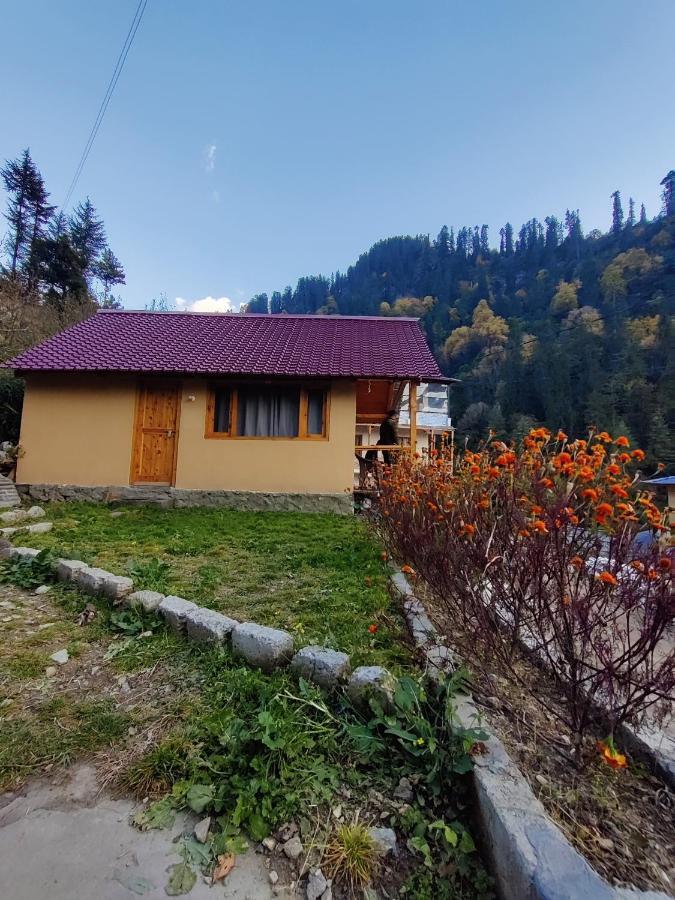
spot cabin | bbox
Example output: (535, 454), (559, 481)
(7, 311), (450, 513)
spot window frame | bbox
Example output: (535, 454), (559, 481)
(205, 381), (330, 441)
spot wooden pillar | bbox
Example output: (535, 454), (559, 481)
(409, 381), (417, 458)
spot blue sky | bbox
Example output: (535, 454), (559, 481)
(2, 0), (674, 311)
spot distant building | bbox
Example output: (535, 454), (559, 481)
(642, 475), (675, 528)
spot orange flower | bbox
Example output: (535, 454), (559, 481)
(618, 452), (631, 463)
(531, 505), (543, 515)
(597, 571), (618, 587)
(532, 520), (549, 534)
(658, 557), (672, 571)
(578, 466), (595, 482)
(570, 556), (584, 568)
(460, 523), (476, 537)
(596, 432), (612, 443)
(614, 436), (630, 447)
(401, 564), (416, 575)
(582, 488), (599, 502)
(631, 449), (645, 461)
(470, 465), (481, 474)
(630, 560), (645, 572)
(610, 485), (629, 499)
(606, 464), (621, 476)
(596, 503), (614, 517)
(539, 477), (554, 489)
(556, 430), (568, 441)
(597, 740), (627, 770)
(478, 498), (490, 509)
(518, 529), (531, 538)
(487, 467), (501, 479)
(368, 623), (378, 634)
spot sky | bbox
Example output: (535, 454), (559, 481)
(2, 0), (674, 311)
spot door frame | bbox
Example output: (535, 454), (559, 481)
(130, 380), (182, 486)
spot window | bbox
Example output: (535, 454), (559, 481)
(206, 383), (328, 439)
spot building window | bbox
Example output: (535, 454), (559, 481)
(206, 384), (329, 439)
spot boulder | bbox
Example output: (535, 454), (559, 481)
(127, 589), (165, 612)
(347, 666), (397, 712)
(9, 547), (41, 561)
(158, 595), (198, 633)
(306, 869), (329, 900)
(185, 607), (238, 644)
(26, 506), (46, 519)
(232, 622), (294, 672)
(75, 566), (112, 595)
(55, 559), (88, 581)
(27, 521), (53, 535)
(290, 646), (351, 688)
(0, 509), (28, 525)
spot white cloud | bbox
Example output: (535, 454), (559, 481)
(205, 143), (216, 173)
(175, 295), (236, 313)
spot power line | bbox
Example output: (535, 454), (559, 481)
(62, 0), (149, 212)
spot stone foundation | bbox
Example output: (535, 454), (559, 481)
(17, 483), (354, 515)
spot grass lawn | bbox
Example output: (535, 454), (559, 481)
(24, 503), (410, 668)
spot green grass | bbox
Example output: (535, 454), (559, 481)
(27, 503), (409, 667)
(0, 698), (130, 789)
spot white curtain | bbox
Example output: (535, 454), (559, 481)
(237, 386), (300, 437)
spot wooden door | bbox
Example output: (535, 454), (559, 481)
(131, 383), (181, 484)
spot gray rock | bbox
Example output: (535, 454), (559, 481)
(27, 521), (53, 534)
(50, 649), (69, 665)
(100, 574), (134, 601)
(393, 776), (414, 803)
(26, 506), (46, 519)
(347, 666), (397, 712)
(158, 595), (198, 633)
(0, 526), (19, 536)
(9, 546), (41, 561)
(55, 559), (88, 581)
(232, 622), (294, 673)
(306, 869), (328, 900)
(185, 607), (238, 644)
(282, 835), (304, 860)
(127, 590), (165, 612)
(35, 585), (51, 595)
(75, 566), (112, 595)
(45, 666), (57, 677)
(193, 816), (211, 843)
(0, 509), (28, 525)
(268, 871), (279, 885)
(0, 539), (11, 560)
(367, 827), (397, 858)
(290, 646), (351, 688)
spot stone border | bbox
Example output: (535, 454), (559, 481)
(0, 542), (387, 707)
(16, 483), (353, 515)
(390, 566), (673, 900)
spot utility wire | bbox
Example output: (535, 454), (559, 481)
(62, 0), (149, 211)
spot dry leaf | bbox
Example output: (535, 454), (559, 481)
(212, 853), (235, 882)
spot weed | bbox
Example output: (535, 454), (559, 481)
(0, 549), (56, 589)
(322, 816), (379, 892)
(126, 557), (172, 593)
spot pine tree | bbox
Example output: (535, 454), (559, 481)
(435, 225), (450, 258)
(245, 292), (269, 313)
(660, 170), (675, 217)
(270, 291), (283, 314)
(504, 222), (514, 256)
(1, 149), (49, 277)
(626, 197), (636, 228)
(639, 203), (647, 225)
(480, 225), (489, 256)
(611, 191), (624, 233)
(93, 248), (125, 305)
(69, 198), (107, 277)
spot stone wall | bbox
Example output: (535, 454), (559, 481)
(17, 483), (354, 515)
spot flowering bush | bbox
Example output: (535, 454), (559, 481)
(377, 428), (674, 763)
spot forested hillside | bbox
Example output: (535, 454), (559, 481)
(245, 174), (675, 465)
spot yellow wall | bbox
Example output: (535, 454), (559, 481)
(17, 374), (357, 495)
(17, 373), (137, 486)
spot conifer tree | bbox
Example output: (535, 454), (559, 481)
(660, 170), (675, 217)
(626, 197), (636, 228)
(639, 203), (647, 225)
(68, 198), (107, 278)
(1, 149), (53, 278)
(93, 248), (125, 305)
(611, 191), (624, 233)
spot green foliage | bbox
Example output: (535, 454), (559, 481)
(0, 549), (56, 589)
(0, 372), (24, 443)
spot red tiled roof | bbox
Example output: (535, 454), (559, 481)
(6, 310), (447, 381)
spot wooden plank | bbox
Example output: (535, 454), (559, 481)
(409, 381), (417, 458)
